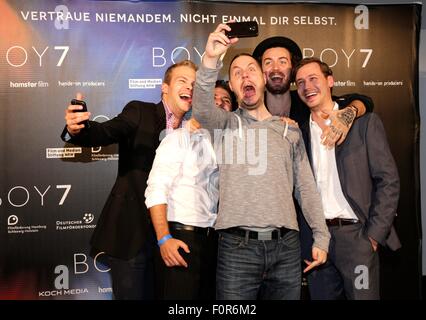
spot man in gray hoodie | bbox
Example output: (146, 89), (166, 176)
(192, 23), (330, 300)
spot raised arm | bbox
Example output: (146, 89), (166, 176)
(192, 24), (238, 134)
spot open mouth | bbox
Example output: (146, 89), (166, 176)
(243, 84), (256, 99)
(270, 72), (284, 83)
(179, 93), (192, 104)
(305, 91), (318, 100)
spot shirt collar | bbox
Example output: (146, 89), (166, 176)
(162, 99), (173, 119)
(162, 99), (191, 129)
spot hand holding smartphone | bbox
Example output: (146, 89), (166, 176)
(225, 21), (259, 39)
(71, 99), (90, 128)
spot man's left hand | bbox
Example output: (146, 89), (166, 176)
(369, 236), (378, 252)
(303, 247), (328, 273)
(320, 107), (356, 148)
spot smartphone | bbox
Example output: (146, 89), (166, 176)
(225, 21), (259, 39)
(71, 99), (90, 128)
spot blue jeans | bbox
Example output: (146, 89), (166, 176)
(216, 229), (301, 300)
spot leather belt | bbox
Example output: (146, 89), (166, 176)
(169, 222), (214, 236)
(222, 227), (290, 241)
(326, 218), (359, 227)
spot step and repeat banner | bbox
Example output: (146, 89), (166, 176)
(0, 0), (421, 299)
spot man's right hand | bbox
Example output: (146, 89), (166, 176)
(280, 117), (299, 128)
(203, 23), (239, 69)
(159, 238), (190, 268)
(185, 118), (201, 133)
(65, 93), (91, 136)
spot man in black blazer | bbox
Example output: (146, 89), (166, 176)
(60, 60), (197, 299)
(294, 57), (401, 299)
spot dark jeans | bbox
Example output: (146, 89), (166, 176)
(155, 227), (217, 300)
(307, 223), (380, 300)
(216, 229), (301, 300)
(107, 234), (156, 300)
(155, 227), (218, 300)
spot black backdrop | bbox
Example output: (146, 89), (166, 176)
(0, 0), (421, 299)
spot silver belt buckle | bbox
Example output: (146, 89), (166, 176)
(257, 231), (273, 241)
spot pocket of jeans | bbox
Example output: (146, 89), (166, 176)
(218, 233), (246, 250)
(282, 230), (300, 250)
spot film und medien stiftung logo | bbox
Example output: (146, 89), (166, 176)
(129, 78), (162, 89)
(46, 146), (118, 161)
(46, 147), (82, 159)
(7, 215), (47, 234)
(56, 213), (96, 231)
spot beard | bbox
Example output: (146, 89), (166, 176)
(265, 72), (291, 94)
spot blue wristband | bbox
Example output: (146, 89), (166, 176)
(157, 234), (172, 246)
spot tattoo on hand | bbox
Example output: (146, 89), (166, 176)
(337, 108), (356, 128)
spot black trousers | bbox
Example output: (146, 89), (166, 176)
(307, 223), (380, 300)
(107, 231), (156, 300)
(155, 226), (218, 300)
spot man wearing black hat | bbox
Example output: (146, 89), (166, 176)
(252, 36), (374, 147)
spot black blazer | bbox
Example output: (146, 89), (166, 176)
(299, 112), (401, 258)
(61, 101), (166, 259)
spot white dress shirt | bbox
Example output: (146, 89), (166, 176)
(309, 102), (358, 221)
(145, 127), (219, 228)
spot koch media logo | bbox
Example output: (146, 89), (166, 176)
(56, 213), (96, 231)
(7, 215), (47, 234)
(39, 255), (112, 298)
(39, 265), (89, 298)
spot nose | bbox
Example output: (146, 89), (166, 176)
(214, 96), (222, 107)
(272, 61), (280, 71)
(305, 79), (315, 90)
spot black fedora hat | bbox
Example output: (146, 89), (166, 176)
(252, 36), (302, 65)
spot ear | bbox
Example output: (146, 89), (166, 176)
(327, 75), (334, 89)
(162, 83), (169, 96)
(228, 80), (234, 92)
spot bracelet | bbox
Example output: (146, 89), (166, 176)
(157, 234), (172, 246)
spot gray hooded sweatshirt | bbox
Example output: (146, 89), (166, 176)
(192, 63), (330, 252)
